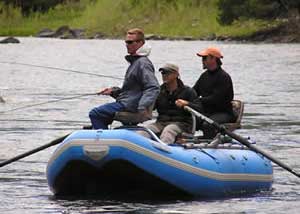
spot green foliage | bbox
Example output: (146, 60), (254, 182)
(77, 0), (220, 37)
(0, 0), (285, 37)
(217, 0), (299, 25)
(0, 0), (88, 36)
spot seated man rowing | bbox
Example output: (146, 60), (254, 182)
(176, 47), (236, 138)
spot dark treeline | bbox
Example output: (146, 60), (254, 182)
(1, 0), (71, 15)
(218, 0), (300, 25)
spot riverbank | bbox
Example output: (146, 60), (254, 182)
(233, 17), (300, 43)
(1, 0), (299, 43)
(31, 16), (300, 43)
(2, 18), (299, 43)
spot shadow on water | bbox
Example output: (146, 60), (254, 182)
(48, 190), (276, 214)
(49, 197), (158, 213)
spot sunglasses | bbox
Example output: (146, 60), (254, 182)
(202, 55), (215, 61)
(125, 40), (139, 45)
(161, 70), (172, 75)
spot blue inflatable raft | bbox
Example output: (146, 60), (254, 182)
(47, 127), (273, 198)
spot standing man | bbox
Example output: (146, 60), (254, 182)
(176, 47), (236, 138)
(144, 63), (197, 144)
(89, 28), (160, 129)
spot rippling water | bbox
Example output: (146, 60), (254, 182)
(0, 38), (299, 213)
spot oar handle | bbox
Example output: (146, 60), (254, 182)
(184, 106), (300, 179)
(0, 134), (69, 168)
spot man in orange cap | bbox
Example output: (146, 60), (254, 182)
(176, 47), (236, 138)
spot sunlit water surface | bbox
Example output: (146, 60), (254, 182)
(0, 38), (299, 213)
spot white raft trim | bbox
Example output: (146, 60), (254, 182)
(83, 144), (110, 161)
(48, 138), (273, 182)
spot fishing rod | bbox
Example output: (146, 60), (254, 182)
(0, 93), (97, 114)
(0, 61), (124, 80)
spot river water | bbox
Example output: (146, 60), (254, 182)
(0, 38), (299, 213)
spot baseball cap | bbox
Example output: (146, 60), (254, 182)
(159, 63), (179, 73)
(196, 47), (223, 58)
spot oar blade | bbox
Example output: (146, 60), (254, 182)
(0, 134), (70, 168)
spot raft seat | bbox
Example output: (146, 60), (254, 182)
(177, 100), (244, 142)
(114, 105), (154, 126)
(223, 100), (244, 131)
(83, 106), (154, 129)
(193, 100), (244, 133)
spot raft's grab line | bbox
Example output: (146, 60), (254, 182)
(48, 139), (273, 182)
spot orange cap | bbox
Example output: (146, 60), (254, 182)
(196, 47), (223, 58)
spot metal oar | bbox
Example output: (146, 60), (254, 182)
(184, 106), (300, 179)
(0, 93), (97, 114)
(0, 133), (70, 168)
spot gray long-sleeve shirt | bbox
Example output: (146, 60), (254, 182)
(113, 55), (160, 112)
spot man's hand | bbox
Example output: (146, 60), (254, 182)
(97, 87), (113, 95)
(175, 99), (189, 108)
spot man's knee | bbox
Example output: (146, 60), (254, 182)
(145, 123), (163, 134)
(163, 124), (181, 134)
(160, 124), (182, 144)
(89, 107), (100, 120)
(89, 105), (109, 118)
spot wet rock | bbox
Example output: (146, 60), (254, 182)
(145, 34), (167, 40)
(37, 26), (86, 39)
(55, 25), (70, 38)
(0, 37), (20, 44)
(0, 96), (5, 103)
(60, 28), (86, 39)
(69, 29), (86, 39)
(216, 35), (232, 41)
(93, 32), (106, 39)
(36, 28), (56, 37)
(204, 33), (216, 40)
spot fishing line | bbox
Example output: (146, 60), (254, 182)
(0, 93), (97, 114)
(0, 119), (86, 123)
(0, 127), (76, 131)
(0, 61), (124, 80)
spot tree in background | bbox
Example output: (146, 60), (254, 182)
(1, 0), (66, 15)
(217, 0), (300, 25)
